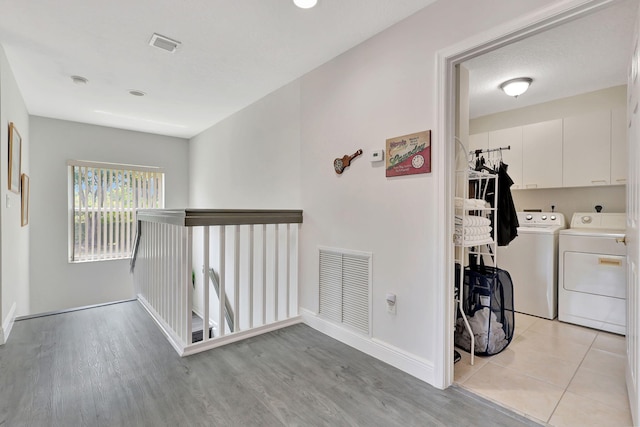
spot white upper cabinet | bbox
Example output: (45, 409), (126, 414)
(563, 110), (611, 187)
(611, 106), (628, 185)
(522, 119), (563, 189)
(489, 126), (523, 189)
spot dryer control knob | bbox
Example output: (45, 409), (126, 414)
(541, 215), (547, 220)
(550, 215), (557, 221)
(582, 216), (592, 224)
(526, 214), (533, 220)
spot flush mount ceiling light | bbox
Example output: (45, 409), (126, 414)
(70, 75), (88, 85)
(293, 0), (317, 9)
(149, 33), (181, 53)
(499, 77), (533, 98)
(129, 90), (146, 97)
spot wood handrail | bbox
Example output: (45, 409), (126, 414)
(136, 209), (303, 227)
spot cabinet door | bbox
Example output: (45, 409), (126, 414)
(522, 119), (563, 189)
(489, 126), (523, 189)
(611, 106), (628, 185)
(563, 110), (611, 187)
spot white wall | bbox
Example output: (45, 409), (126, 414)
(470, 86), (627, 221)
(29, 117), (189, 315)
(188, 80), (301, 319)
(188, 0), (557, 385)
(189, 80), (301, 209)
(0, 45), (30, 341)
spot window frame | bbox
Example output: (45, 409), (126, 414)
(67, 160), (165, 263)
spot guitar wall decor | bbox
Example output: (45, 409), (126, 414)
(334, 149), (363, 174)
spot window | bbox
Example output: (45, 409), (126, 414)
(68, 160), (164, 262)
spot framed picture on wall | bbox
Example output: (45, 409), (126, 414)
(385, 130), (431, 177)
(21, 173), (29, 227)
(8, 122), (22, 194)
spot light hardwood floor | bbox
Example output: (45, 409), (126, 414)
(456, 312), (632, 426)
(0, 301), (541, 427)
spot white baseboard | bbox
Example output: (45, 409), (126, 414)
(137, 295), (186, 355)
(1, 302), (17, 345)
(301, 308), (435, 386)
(182, 316), (303, 357)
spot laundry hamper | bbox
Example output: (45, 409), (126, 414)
(455, 263), (515, 356)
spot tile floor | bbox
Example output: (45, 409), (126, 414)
(455, 313), (632, 426)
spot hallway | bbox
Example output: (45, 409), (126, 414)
(1, 301), (539, 426)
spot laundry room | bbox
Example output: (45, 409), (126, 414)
(452, 1), (635, 425)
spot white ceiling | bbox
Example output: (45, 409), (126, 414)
(465, 0), (638, 119)
(0, 0), (437, 138)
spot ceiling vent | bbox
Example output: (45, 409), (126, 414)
(149, 33), (181, 53)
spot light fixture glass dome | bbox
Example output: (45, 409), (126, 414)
(500, 77), (533, 98)
(293, 0), (317, 9)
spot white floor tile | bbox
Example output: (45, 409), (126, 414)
(455, 316), (633, 426)
(462, 362), (564, 423)
(549, 391), (633, 427)
(592, 331), (626, 355)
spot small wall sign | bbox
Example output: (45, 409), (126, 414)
(385, 130), (431, 177)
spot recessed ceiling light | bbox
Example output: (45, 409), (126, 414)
(129, 90), (146, 97)
(149, 33), (181, 53)
(293, 0), (317, 9)
(71, 75), (88, 85)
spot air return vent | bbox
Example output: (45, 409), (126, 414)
(319, 247), (371, 335)
(149, 33), (181, 53)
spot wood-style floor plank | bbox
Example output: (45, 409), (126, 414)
(0, 301), (541, 426)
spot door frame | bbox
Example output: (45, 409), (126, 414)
(434, 0), (619, 388)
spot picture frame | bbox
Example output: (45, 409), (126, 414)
(385, 130), (431, 177)
(8, 122), (22, 194)
(21, 173), (29, 227)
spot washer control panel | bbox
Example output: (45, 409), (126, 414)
(570, 212), (626, 230)
(517, 212), (565, 227)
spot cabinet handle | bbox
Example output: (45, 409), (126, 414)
(616, 178), (627, 183)
(525, 184), (538, 189)
(591, 180), (607, 184)
(599, 257), (622, 267)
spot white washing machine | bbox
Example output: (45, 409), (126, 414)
(497, 212), (566, 319)
(558, 212), (627, 334)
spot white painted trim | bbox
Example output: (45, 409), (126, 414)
(137, 295), (186, 355)
(1, 302), (17, 345)
(182, 316), (303, 357)
(15, 299), (137, 321)
(301, 308), (435, 384)
(433, 0), (616, 389)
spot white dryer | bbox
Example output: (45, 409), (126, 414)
(558, 212), (627, 334)
(497, 212), (566, 319)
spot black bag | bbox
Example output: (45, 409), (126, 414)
(455, 262), (515, 356)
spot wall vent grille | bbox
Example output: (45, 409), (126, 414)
(319, 247), (371, 335)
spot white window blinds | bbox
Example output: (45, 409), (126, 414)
(69, 160), (164, 262)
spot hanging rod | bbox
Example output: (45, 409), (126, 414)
(470, 145), (511, 156)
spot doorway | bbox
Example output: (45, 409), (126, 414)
(437, 0), (636, 424)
